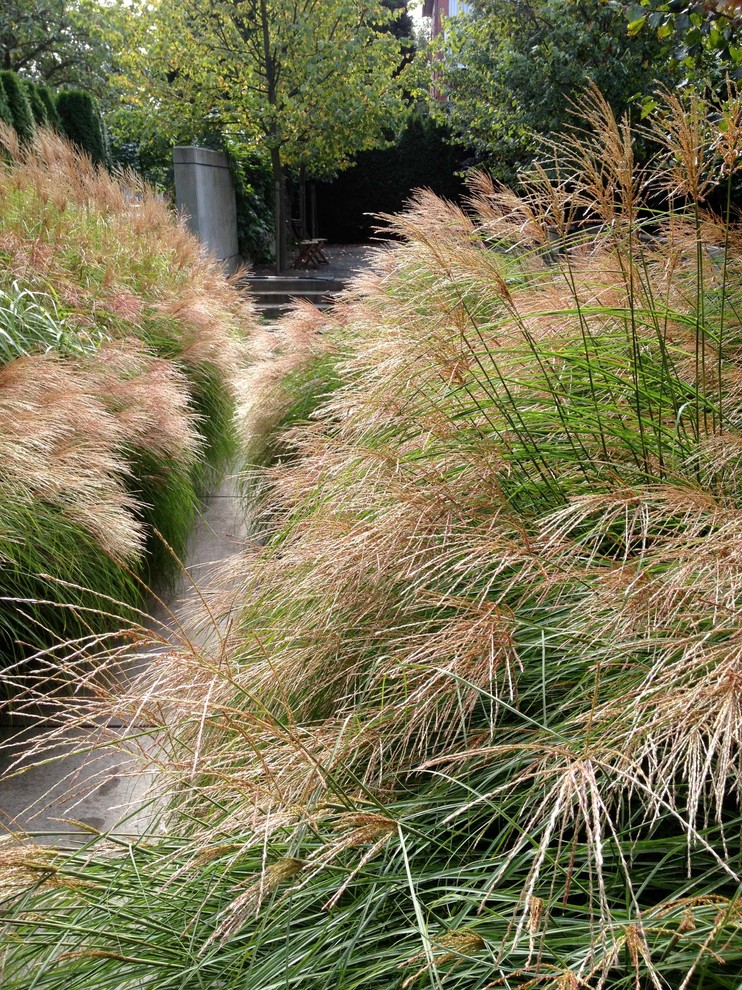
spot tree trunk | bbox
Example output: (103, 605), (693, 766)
(258, 0), (287, 273)
(298, 164), (308, 240)
(309, 182), (318, 239)
(271, 146), (287, 274)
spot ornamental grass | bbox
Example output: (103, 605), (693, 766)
(0, 125), (254, 674)
(1, 89), (741, 989)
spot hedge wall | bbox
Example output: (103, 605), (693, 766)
(314, 115), (467, 243)
(0, 70), (35, 142)
(0, 80), (11, 128)
(57, 89), (110, 167)
(0, 73), (63, 141)
(23, 80), (50, 127)
(37, 84), (60, 129)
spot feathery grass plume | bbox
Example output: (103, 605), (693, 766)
(236, 299), (341, 476)
(0, 350), (145, 672)
(2, 89), (742, 989)
(0, 353), (141, 558)
(0, 125), (256, 676)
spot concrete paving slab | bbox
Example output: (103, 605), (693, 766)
(0, 725), (157, 844)
(146, 470), (249, 644)
(0, 470), (249, 844)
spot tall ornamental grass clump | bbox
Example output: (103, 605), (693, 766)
(0, 124), (253, 674)
(1, 90), (741, 989)
(236, 297), (342, 470)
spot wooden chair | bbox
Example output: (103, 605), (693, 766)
(291, 237), (329, 269)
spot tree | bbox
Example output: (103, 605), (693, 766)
(118, 0), (408, 271)
(0, 0), (120, 96)
(430, 0), (677, 184)
(623, 0), (742, 86)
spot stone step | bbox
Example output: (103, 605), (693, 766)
(241, 274), (346, 321)
(259, 304), (333, 322)
(240, 275), (344, 294)
(250, 290), (333, 306)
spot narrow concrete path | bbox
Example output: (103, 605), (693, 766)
(0, 472), (248, 844)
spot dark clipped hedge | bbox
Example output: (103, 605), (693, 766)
(37, 85), (61, 129)
(0, 79), (11, 128)
(314, 115), (467, 243)
(57, 89), (110, 166)
(0, 74), (110, 166)
(23, 80), (49, 127)
(0, 71), (35, 142)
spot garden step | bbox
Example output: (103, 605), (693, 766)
(240, 275), (343, 293)
(240, 275), (346, 318)
(251, 290), (333, 304)
(259, 305), (333, 322)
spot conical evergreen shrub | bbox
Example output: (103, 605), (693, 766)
(56, 89), (109, 165)
(0, 75), (14, 128)
(22, 79), (49, 127)
(37, 84), (60, 129)
(0, 71), (35, 142)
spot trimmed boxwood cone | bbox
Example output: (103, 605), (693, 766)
(0, 70), (36, 142)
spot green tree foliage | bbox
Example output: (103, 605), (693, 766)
(56, 89), (109, 165)
(231, 150), (275, 262)
(22, 78), (49, 125)
(431, 0), (676, 183)
(0, 70), (35, 140)
(0, 0), (121, 96)
(623, 0), (742, 85)
(117, 0), (409, 270)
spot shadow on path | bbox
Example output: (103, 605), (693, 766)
(0, 472), (249, 845)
